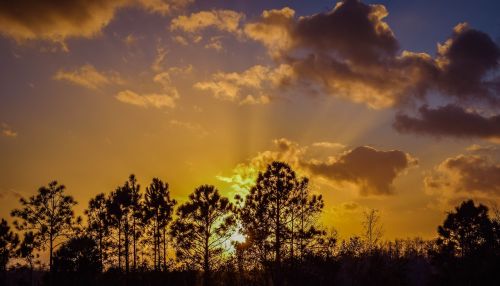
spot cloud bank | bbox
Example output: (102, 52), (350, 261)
(394, 104), (500, 139)
(189, 0), (500, 138)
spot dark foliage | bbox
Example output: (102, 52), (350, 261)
(431, 200), (500, 286)
(1, 162), (499, 286)
(0, 219), (18, 272)
(52, 236), (101, 285)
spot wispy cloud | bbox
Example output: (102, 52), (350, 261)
(1, 123), (17, 138)
(169, 119), (208, 137)
(54, 64), (124, 90)
(0, 188), (22, 199)
(152, 45), (169, 72)
(312, 142), (346, 149)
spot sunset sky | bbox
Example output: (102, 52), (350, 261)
(1, 0), (500, 240)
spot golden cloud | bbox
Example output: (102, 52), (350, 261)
(0, 0), (193, 45)
(425, 151), (500, 209)
(171, 9), (245, 34)
(115, 89), (178, 108)
(243, 7), (295, 57)
(194, 64), (293, 105)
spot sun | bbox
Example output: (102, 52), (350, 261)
(230, 231), (246, 243)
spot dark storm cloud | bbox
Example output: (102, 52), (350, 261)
(393, 104), (500, 138)
(305, 146), (417, 196)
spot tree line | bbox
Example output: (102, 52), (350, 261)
(1, 161), (499, 286)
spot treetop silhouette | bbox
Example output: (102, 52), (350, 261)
(1, 163), (499, 286)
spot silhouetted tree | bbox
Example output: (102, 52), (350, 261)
(171, 185), (235, 286)
(106, 189), (124, 270)
(85, 193), (111, 269)
(0, 219), (19, 272)
(291, 178), (325, 260)
(128, 176), (142, 272)
(433, 200), (500, 285)
(107, 174), (141, 273)
(11, 181), (76, 272)
(238, 161), (324, 285)
(143, 178), (176, 271)
(362, 209), (383, 252)
(437, 200), (496, 256)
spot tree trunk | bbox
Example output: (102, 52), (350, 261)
(300, 187), (304, 261)
(125, 220), (130, 273)
(49, 194), (55, 285)
(275, 186), (282, 286)
(29, 260), (34, 286)
(276, 198), (281, 265)
(99, 232), (103, 269)
(291, 212), (294, 263)
(133, 216), (137, 271)
(49, 232), (54, 286)
(153, 218), (157, 271)
(156, 219), (161, 270)
(163, 227), (167, 271)
(204, 217), (210, 286)
(118, 224), (122, 270)
(49, 234), (53, 272)
(204, 236), (210, 286)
